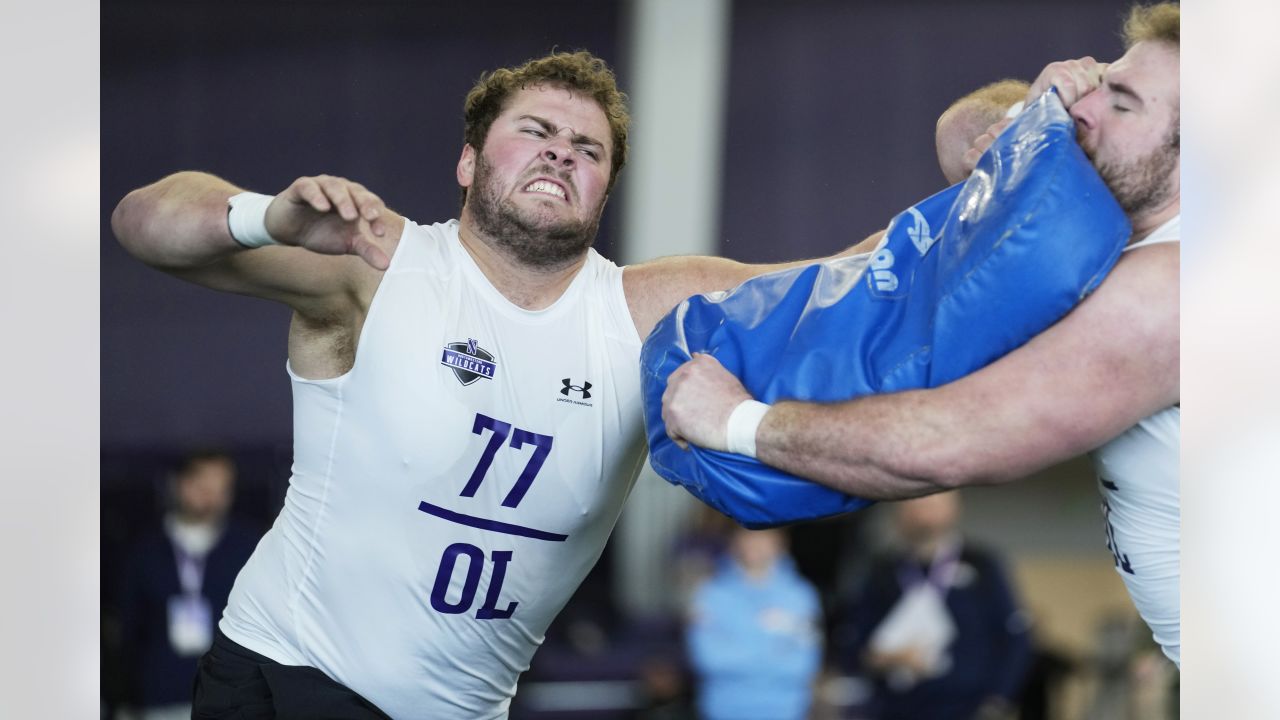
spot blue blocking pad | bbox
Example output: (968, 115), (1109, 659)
(640, 91), (1131, 529)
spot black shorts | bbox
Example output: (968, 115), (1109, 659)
(193, 627), (391, 719)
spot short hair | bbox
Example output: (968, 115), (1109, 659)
(934, 79), (1029, 183)
(944, 78), (1031, 120)
(175, 448), (234, 480)
(1123, 2), (1179, 49)
(462, 51), (630, 200)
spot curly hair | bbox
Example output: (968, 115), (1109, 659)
(462, 51), (630, 199)
(1123, 3), (1179, 49)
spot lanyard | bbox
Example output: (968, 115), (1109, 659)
(896, 537), (962, 594)
(172, 543), (206, 597)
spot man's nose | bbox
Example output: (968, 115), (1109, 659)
(543, 135), (575, 167)
(1069, 90), (1099, 130)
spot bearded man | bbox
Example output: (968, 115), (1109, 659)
(663, 2), (1182, 668)
(113, 51), (876, 718)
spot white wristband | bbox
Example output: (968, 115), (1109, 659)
(726, 399), (771, 458)
(227, 192), (280, 249)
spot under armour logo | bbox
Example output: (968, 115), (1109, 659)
(561, 378), (592, 399)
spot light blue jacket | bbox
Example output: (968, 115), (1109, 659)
(687, 557), (823, 720)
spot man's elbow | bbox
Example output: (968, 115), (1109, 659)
(111, 189), (147, 257)
(917, 464), (988, 492)
(111, 181), (206, 270)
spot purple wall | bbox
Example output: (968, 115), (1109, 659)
(719, 0), (1129, 262)
(102, 0), (1130, 451)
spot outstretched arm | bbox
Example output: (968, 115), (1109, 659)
(111, 171), (402, 315)
(661, 243), (1178, 499)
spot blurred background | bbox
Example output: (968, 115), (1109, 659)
(99, 1), (1178, 718)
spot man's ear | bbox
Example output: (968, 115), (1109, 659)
(457, 144), (476, 188)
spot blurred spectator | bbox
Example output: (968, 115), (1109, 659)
(833, 492), (1032, 720)
(686, 526), (823, 720)
(116, 450), (260, 720)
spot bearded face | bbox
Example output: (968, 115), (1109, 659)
(1068, 41), (1180, 224)
(467, 150), (607, 270)
(1087, 122), (1179, 218)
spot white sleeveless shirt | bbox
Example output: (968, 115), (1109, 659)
(220, 219), (648, 718)
(1091, 214), (1180, 667)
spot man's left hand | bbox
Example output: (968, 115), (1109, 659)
(661, 353), (752, 452)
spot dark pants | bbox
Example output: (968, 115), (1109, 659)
(193, 628), (391, 719)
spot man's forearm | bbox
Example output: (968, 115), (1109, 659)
(753, 394), (948, 500)
(753, 388), (1030, 500)
(661, 352), (994, 498)
(111, 171), (247, 270)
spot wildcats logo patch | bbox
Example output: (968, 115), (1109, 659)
(441, 338), (498, 386)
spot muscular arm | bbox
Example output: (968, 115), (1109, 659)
(663, 244), (1179, 499)
(111, 171), (401, 317)
(623, 229), (884, 339)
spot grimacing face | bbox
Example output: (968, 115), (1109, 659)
(1071, 40), (1180, 219)
(458, 84), (613, 268)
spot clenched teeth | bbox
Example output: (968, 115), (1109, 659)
(524, 180), (566, 200)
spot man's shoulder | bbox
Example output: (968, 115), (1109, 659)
(379, 215), (453, 265)
(1114, 240), (1179, 308)
(1131, 212), (1180, 247)
(344, 215), (454, 300)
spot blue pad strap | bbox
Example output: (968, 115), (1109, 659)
(640, 91), (1130, 528)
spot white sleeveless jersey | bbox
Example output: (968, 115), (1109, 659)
(220, 219), (648, 718)
(1091, 214), (1180, 667)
